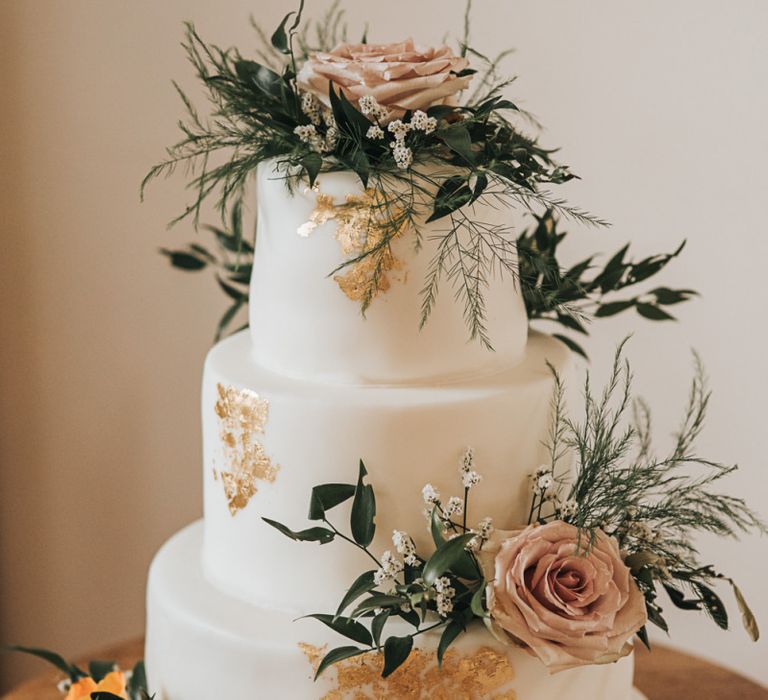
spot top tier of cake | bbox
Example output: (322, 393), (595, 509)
(248, 161), (529, 384)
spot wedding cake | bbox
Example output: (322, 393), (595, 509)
(144, 163), (639, 699)
(137, 5), (761, 699)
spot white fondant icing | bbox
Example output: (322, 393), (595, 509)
(201, 329), (570, 612)
(147, 522), (639, 700)
(249, 161), (530, 384)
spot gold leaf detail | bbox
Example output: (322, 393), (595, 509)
(299, 189), (408, 304)
(214, 383), (279, 516)
(300, 644), (516, 699)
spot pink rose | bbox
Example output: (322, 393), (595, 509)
(477, 521), (647, 673)
(297, 39), (471, 122)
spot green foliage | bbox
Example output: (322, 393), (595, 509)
(145, 2), (628, 348)
(5, 645), (86, 681)
(519, 210), (697, 358)
(534, 341), (766, 642)
(262, 461), (490, 679)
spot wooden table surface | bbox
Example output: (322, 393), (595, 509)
(3, 637), (766, 699)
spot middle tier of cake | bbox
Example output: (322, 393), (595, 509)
(202, 329), (569, 612)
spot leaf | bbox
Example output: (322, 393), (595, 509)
(430, 507), (446, 548)
(217, 276), (248, 302)
(663, 584), (701, 611)
(302, 614), (373, 646)
(127, 660), (148, 700)
(422, 533), (475, 586)
(309, 483), (356, 520)
(437, 618), (465, 667)
(728, 579), (759, 641)
(552, 334), (588, 360)
(301, 152), (323, 188)
(92, 694), (128, 700)
(595, 300), (636, 318)
(335, 570), (377, 617)
(650, 287), (698, 305)
(234, 60), (283, 98)
(470, 584), (488, 618)
(636, 303), (675, 321)
(427, 176), (473, 222)
(350, 460), (376, 547)
(88, 660), (116, 682)
(160, 249), (207, 271)
(556, 312), (588, 335)
(382, 635), (413, 678)
(271, 12), (295, 54)
(692, 582), (728, 630)
(636, 625), (651, 651)
(5, 645), (84, 680)
(315, 646), (367, 680)
(371, 610), (391, 649)
(215, 299), (244, 342)
(439, 125), (474, 164)
(350, 594), (406, 617)
(262, 517), (335, 544)
(646, 603), (669, 632)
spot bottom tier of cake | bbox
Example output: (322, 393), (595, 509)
(146, 522), (646, 700)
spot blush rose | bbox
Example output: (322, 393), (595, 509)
(297, 39), (471, 122)
(477, 521), (647, 673)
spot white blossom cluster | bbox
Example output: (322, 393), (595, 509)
(294, 93), (339, 153)
(531, 464), (557, 499)
(422, 483), (440, 505)
(392, 529), (418, 566)
(373, 550), (405, 586)
(560, 498), (579, 518)
(467, 516), (494, 551)
(359, 95), (438, 170)
(444, 495), (464, 518)
(433, 576), (456, 617)
(459, 446), (482, 489)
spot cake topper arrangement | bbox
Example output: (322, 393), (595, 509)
(144, 0), (696, 354)
(265, 342), (764, 679)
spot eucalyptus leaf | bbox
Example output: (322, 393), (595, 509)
(350, 594), (405, 618)
(438, 125), (474, 164)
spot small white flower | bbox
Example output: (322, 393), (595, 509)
(387, 119), (411, 140)
(422, 483), (440, 505)
(366, 125), (385, 140)
(537, 474), (554, 491)
(628, 521), (653, 540)
(467, 516), (493, 551)
(434, 576), (456, 616)
(462, 470), (482, 489)
(534, 464), (551, 479)
(560, 498), (579, 518)
(393, 143), (413, 169)
(460, 446), (475, 473)
(626, 506), (639, 519)
(444, 496), (464, 518)
(392, 530), (418, 566)
(294, 124), (318, 142)
(300, 92), (322, 125)
(359, 95), (380, 116)
(374, 550), (404, 586)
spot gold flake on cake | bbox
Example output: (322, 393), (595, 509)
(299, 643), (516, 699)
(212, 383), (279, 516)
(298, 189), (407, 303)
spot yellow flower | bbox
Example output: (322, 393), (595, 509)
(65, 670), (127, 700)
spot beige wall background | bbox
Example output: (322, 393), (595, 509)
(1, 0), (766, 691)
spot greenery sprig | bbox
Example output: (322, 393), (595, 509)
(264, 344), (763, 679)
(535, 340), (765, 646)
(144, 1), (699, 348)
(4, 646), (152, 700)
